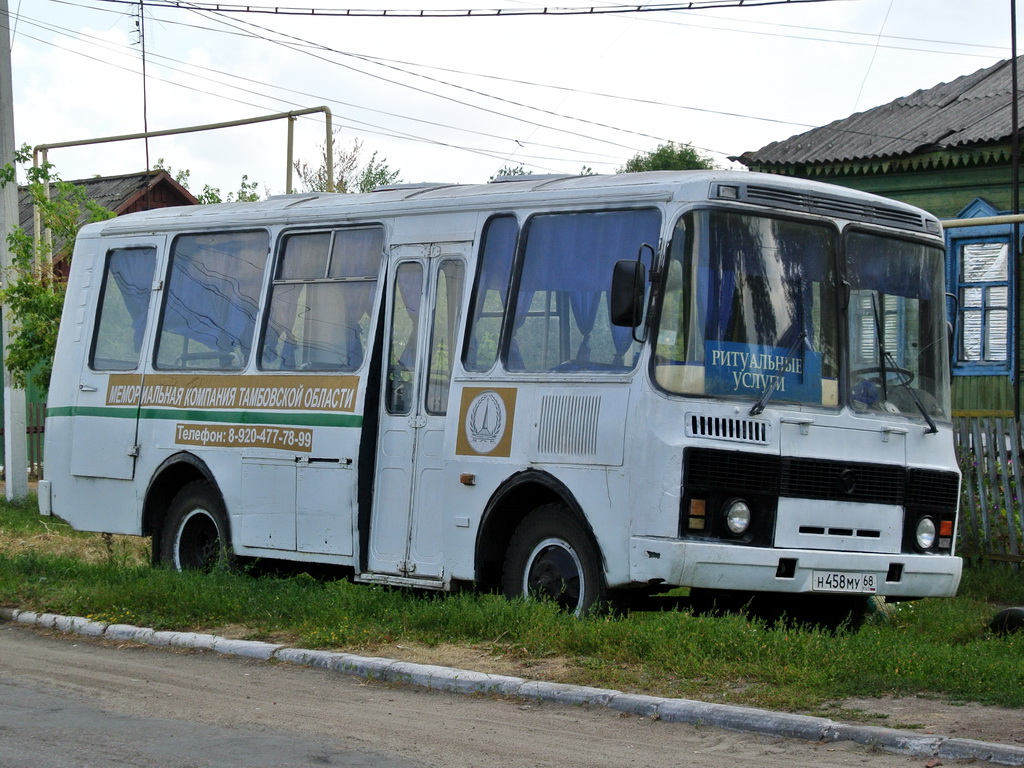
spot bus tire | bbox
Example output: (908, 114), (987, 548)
(502, 505), (603, 616)
(159, 481), (233, 571)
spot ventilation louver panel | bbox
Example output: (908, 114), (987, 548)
(739, 184), (928, 233)
(538, 394), (601, 458)
(687, 413), (770, 445)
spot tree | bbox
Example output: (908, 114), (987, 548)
(153, 160), (263, 203)
(490, 164), (595, 181)
(355, 150), (401, 193)
(293, 136), (401, 193)
(489, 164), (531, 182)
(0, 146), (114, 392)
(618, 141), (716, 173)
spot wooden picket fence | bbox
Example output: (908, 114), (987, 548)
(0, 401), (46, 480)
(954, 416), (1024, 565)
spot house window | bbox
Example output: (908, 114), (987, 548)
(956, 239), (1009, 367)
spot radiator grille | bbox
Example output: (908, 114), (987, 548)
(907, 468), (961, 509)
(686, 448), (780, 494)
(780, 457), (905, 505)
(684, 448), (958, 509)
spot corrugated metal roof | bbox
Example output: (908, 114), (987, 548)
(17, 170), (197, 228)
(740, 57), (1024, 166)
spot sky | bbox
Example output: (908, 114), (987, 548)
(4, 0), (1019, 197)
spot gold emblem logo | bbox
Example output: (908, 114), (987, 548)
(456, 387), (517, 457)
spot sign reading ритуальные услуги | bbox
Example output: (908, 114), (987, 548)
(703, 341), (822, 403)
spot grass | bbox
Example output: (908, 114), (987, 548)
(1, 496), (1022, 712)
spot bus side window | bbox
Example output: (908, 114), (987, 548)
(464, 215), (517, 372)
(508, 209), (661, 373)
(260, 227), (384, 372)
(387, 262), (424, 414)
(425, 259), (466, 415)
(90, 247), (157, 371)
(155, 231), (269, 370)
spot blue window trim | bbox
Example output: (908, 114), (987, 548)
(946, 218), (1014, 377)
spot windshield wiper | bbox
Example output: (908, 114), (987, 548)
(884, 350), (938, 434)
(749, 331), (807, 417)
(870, 295), (889, 403)
(868, 294), (938, 434)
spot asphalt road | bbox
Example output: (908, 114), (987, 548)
(0, 622), (943, 768)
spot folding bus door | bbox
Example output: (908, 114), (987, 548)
(368, 243), (468, 580)
(69, 237), (162, 480)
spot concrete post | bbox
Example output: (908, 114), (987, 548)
(0, 0), (31, 500)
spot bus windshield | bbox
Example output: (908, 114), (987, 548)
(846, 231), (951, 422)
(654, 210), (840, 409)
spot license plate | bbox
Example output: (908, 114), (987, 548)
(811, 571), (877, 593)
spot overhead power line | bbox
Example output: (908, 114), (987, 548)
(92, 0), (841, 20)
(12, 13), (635, 172)
(54, 0), (1008, 58)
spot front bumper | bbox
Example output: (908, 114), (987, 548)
(630, 536), (962, 598)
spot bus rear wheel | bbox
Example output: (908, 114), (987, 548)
(159, 481), (232, 571)
(502, 505), (603, 616)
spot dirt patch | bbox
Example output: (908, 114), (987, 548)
(373, 640), (579, 680)
(818, 696), (1024, 746)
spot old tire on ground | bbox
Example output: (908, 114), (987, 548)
(159, 480), (232, 571)
(502, 504), (603, 616)
(990, 607), (1024, 635)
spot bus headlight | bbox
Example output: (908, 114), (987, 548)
(724, 499), (752, 536)
(915, 516), (937, 550)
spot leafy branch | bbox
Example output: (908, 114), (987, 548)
(0, 145), (114, 392)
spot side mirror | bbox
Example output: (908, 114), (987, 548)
(610, 259), (646, 328)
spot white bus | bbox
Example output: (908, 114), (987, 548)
(39, 171), (962, 615)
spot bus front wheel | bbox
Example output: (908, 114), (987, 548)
(502, 505), (603, 616)
(159, 481), (232, 571)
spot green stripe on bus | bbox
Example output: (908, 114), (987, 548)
(46, 405), (362, 429)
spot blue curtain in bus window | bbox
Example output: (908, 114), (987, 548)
(569, 291), (599, 362)
(331, 229), (384, 368)
(510, 208), (660, 371)
(702, 214), (828, 344)
(848, 235), (933, 299)
(465, 215), (517, 371)
(158, 231), (269, 369)
(91, 247), (157, 371)
(262, 228), (383, 371)
(111, 249), (156, 353)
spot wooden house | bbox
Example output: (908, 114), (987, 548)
(6, 170), (198, 472)
(18, 169), (198, 276)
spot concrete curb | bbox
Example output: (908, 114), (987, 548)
(3, 606), (1022, 765)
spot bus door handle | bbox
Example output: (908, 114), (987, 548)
(78, 383), (98, 392)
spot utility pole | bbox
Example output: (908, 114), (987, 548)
(0, 0), (30, 500)
(1013, 0), (1021, 423)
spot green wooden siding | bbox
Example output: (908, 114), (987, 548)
(952, 375), (1014, 414)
